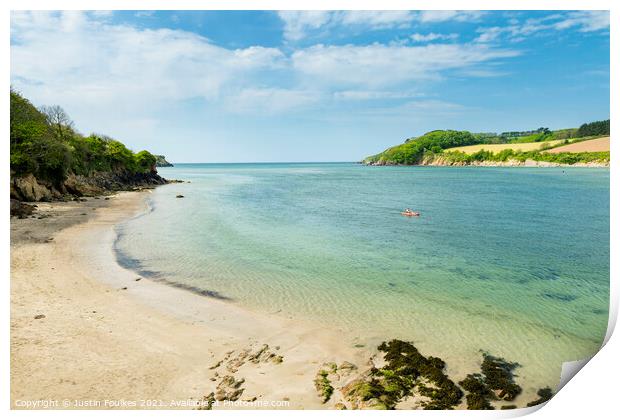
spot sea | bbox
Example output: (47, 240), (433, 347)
(115, 163), (610, 391)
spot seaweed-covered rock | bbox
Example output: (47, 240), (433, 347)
(526, 387), (553, 407)
(341, 377), (390, 409)
(339, 340), (462, 410)
(314, 369), (335, 403)
(197, 392), (215, 410)
(459, 374), (494, 409)
(214, 375), (245, 401)
(480, 353), (522, 401)
(459, 352), (523, 409)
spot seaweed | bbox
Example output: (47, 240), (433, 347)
(314, 370), (335, 403)
(526, 387), (553, 407)
(459, 374), (494, 410)
(480, 353), (522, 401)
(459, 352), (523, 409)
(342, 340), (463, 409)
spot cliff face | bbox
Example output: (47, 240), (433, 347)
(10, 170), (169, 202)
(418, 155), (610, 167)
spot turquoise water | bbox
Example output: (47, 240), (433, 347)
(116, 163), (609, 389)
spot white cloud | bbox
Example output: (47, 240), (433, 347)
(277, 11), (332, 41)
(418, 11), (486, 23)
(225, 88), (322, 114)
(11, 11), (285, 109)
(339, 11), (414, 28)
(10, 10), (520, 135)
(475, 11), (609, 43)
(135, 10), (155, 18)
(333, 90), (422, 100)
(553, 11), (609, 32)
(291, 43), (520, 88)
(410, 32), (459, 43)
(278, 10), (479, 41)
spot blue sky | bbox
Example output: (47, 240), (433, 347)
(10, 10), (609, 162)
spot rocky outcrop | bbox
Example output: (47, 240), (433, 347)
(155, 155), (173, 167)
(63, 171), (167, 196)
(10, 174), (56, 202)
(11, 170), (171, 203)
(419, 156), (610, 167)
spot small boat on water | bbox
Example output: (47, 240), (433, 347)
(401, 209), (420, 217)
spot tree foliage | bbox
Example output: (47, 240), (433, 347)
(576, 119), (610, 137)
(364, 130), (479, 164)
(10, 89), (158, 184)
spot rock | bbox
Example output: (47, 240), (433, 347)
(10, 199), (35, 218)
(155, 155), (173, 167)
(12, 174), (53, 202)
(248, 344), (269, 363)
(314, 369), (335, 403)
(341, 378), (388, 410)
(215, 375), (245, 401)
(135, 278), (141, 281)
(338, 361), (358, 374)
(11, 170), (172, 203)
(176, 194), (184, 198)
(34, 314), (46, 319)
(197, 392), (215, 410)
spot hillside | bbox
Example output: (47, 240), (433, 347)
(363, 130), (480, 165)
(363, 120), (610, 167)
(10, 89), (172, 204)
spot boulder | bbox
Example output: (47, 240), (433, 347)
(12, 174), (53, 202)
(10, 199), (35, 218)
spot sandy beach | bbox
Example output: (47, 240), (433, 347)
(10, 191), (375, 410)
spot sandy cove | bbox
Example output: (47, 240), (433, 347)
(10, 191), (373, 410)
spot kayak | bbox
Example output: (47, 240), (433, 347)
(401, 211), (420, 217)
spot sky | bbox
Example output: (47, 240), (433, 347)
(10, 10), (610, 163)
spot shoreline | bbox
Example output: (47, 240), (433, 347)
(10, 191), (374, 409)
(365, 160), (609, 168)
(10, 188), (575, 410)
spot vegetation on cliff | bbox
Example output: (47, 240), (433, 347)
(363, 130), (479, 165)
(363, 119), (610, 166)
(436, 149), (610, 166)
(10, 89), (159, 188)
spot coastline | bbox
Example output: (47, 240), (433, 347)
(10, 191), (374, 409)
(365, 159), (609, 168)
(10, 187), (581, 410)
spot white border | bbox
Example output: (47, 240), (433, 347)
(3, 1), (616, 419)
